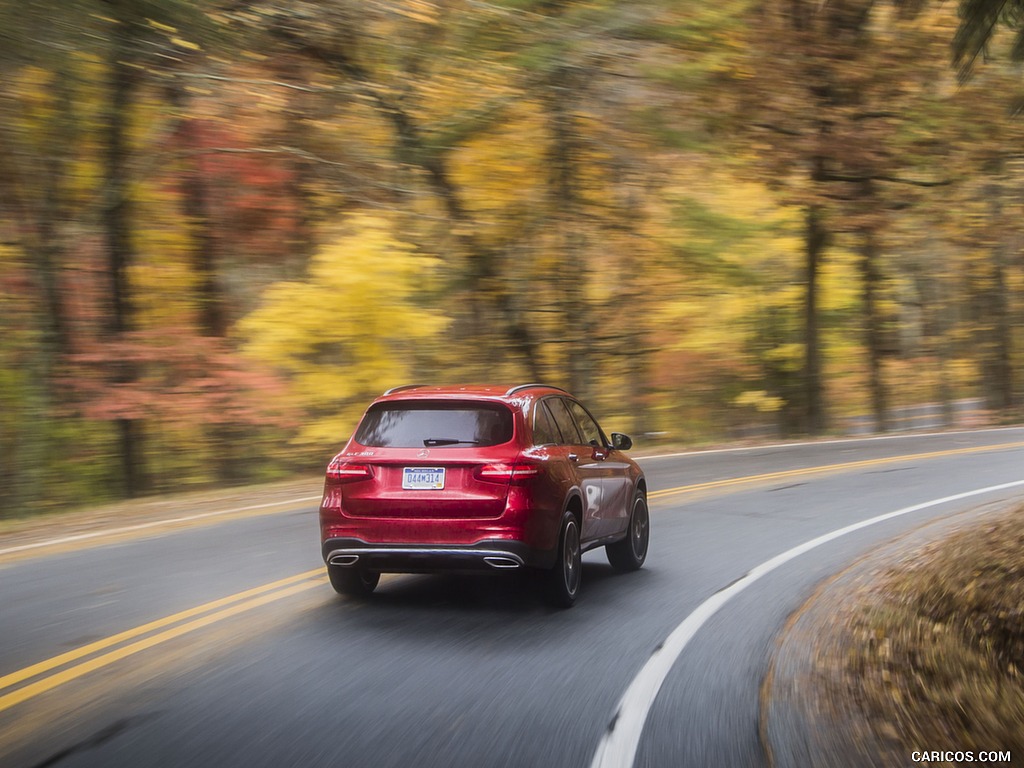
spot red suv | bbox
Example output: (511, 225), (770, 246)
(319, 384), (648, 606)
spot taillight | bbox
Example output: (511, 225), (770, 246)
(326, 460), (373, 484)
(476, 462), (542, 484)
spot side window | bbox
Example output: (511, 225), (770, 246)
(532, 400), (562, 446)
(567, 400), (605, 447)
(547, 398), (583, 445)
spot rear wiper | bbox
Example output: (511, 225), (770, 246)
(423, 438), (481, 446)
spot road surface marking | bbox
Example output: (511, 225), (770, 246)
(4, 439), (1023, 715)
(589, 478), (1024, 768)
(5, 434), (1022, 561)
(0, 570), (324, 714)
(647, 440), (1024, 501)
(0, 496), (323, 558)
(637, 425), (1024, 460)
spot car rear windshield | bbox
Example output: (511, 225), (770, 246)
(354, 401), (514, 448)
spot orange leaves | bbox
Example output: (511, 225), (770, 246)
(68, 330), (297, 429)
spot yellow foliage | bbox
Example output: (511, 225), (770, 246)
(820, 247), (861, 313)
(170, 37), (201, 52)
(131, 177), (197, 331)
(396, 0), (440, 24)
(734, 390), (785, 413)
(451, 100), (547, 229)
(764, 343), (804, 372)
(147, 20), (178, 34)
(239, 214), (449, 447)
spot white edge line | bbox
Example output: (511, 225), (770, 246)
(634, 426), (1024, 461)
(588, 478), (1024, 768)
(0, 496), (324, 557)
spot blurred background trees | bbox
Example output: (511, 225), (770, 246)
(1, 0), (1022, 516)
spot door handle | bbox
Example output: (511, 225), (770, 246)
(568, 453), (579, 462)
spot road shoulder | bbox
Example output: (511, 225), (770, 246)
(761, 498), (1023, 767)
(0, 476), (323, 564)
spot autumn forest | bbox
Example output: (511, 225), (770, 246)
(1, 0), (1023, 516)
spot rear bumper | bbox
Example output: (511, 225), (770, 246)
(321, 537), (555, 573)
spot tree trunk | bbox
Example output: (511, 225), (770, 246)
(547, 66), (590, 400)
(860, 225), (889, 432)
(986, 189), (1014, 412)
(168, 81), (246, 483)
(916, 263), (955, 427)
(803, 204), (827, 434)
(279, 55), (317, 275)
(172, 99), (227, 339)
(37, 111), (72, 365)
(102, 15), (146, 497)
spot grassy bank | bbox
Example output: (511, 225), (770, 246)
(839, 505), (1024, 759)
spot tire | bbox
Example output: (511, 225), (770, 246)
(545, 515), (582, 608)
(327, 564), (380, 597)
(606, 491), (649, 572)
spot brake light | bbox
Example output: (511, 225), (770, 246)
(326, 460), (373, 484)
(476, 462), (542, 483)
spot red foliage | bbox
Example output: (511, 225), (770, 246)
(66, 329), (298, 430)
(165, 118), (302, 263)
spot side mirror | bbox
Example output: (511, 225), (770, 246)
(610, 432), (633, 451)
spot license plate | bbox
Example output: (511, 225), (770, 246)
(402, 467), (445, 490)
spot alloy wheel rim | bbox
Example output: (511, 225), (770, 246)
(564, 520), (581, 595)
(631, 500), (649, 560)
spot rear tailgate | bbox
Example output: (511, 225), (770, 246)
(336, 452), (515, 519)
(328, 398), (524, 519)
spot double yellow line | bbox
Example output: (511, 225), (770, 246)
(0, 569), (325, 715)
(648, 441), (1024, 502)
(2, 438), (1022, 716)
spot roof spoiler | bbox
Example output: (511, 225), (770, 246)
(382, 384), (425, 396)
(504, 383), (571, 397)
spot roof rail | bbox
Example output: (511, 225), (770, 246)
(383, 384), (426, 396)
(504, 383), (571, 397)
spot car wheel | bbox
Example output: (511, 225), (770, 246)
(606, 491), (649, 572)
(327, 564), (380, 597)
(545, 515), (581, 608)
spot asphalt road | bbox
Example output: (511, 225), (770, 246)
(2, 428), (1023, 768)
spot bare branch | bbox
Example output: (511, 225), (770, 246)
(179, 72), (330, 93)
(752, 122), (804, 137)
(820, 171), (953, 187)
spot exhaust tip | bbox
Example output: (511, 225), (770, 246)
(483, 556), (521, 569)
(329, 554), (360, 566)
